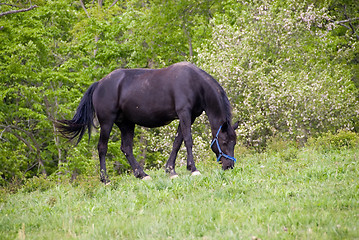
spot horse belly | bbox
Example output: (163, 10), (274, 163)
(121, 97), (178, 128)
(126, 107), (178, 128)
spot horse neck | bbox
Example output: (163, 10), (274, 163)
(203, 88), (231, 138)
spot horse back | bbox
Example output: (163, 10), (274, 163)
(93, 63), (207, 127)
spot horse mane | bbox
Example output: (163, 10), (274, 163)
(220, 88), (232, 124)
(189, 63), (232, 124)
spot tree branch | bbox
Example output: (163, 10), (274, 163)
(109, 0), (119, 8)
(336, 17), (359, 24)
(0, 5), (37, 17)
(25, 161), (39, 173)
(0, 124), (47, 175)
(98, 0), (103, 8)
(326, 17), (359, 41)
(342, 5), (359, 41)
(79, 0), (90, 18)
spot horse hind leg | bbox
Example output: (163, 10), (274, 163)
(116, 121), (149, 179)
(98, 122), (114, 184)
(165, 124), (183, 178)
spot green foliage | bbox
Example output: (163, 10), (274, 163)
(308, 130), (359, 151)
(0, 0), (358, 183)
(0, 0), (80, 183)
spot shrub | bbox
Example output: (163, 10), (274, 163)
(308, 130), (359, 151)
(22, 175), (55, 193)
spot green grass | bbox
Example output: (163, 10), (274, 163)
(1, 147), (358, 239)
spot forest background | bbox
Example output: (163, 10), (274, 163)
(0, 0), (358, 185)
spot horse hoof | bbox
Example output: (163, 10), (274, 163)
(170, 174), (179, 179)
(142, 176), (152, 181)
(191, 171), (201, 176)
(105, 181), (111, 186)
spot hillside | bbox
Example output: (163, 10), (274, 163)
(1, 145), (358, 239)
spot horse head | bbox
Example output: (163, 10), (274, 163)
(211, 121), (239, 170)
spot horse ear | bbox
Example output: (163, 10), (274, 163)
(233, 121), (239, 130)
(221, 121), (239, 132)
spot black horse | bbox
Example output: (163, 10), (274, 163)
(56, 62), (238, 183)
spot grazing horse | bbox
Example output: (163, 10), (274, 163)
(56, 62), (238, 183)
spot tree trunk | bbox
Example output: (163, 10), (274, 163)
(44, 94), (62, 165)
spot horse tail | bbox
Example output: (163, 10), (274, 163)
(56, 82), (99, 145)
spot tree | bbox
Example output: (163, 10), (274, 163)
(0, 0), (78, 183)
(325, 0), (359, 89)
(196, 0), (359, 147)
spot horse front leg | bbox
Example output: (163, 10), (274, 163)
(165, 124), (183, 178)
(178, 111), (200, 175)
(117, 122), (149, 179)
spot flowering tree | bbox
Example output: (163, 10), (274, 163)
(196, 1), (358, 147)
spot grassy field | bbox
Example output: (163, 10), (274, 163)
(1, 146), (358, 239)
